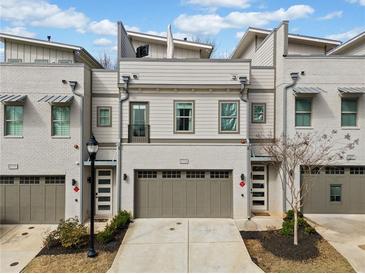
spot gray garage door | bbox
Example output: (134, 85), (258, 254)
(302, 166), (365, 214)
(135, 170), (232, 218)
(0, 176), (65, 224)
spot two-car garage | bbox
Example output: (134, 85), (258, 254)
(134, 170), (233, 218)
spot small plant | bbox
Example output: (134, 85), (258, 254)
(43, 217), (87, 249)
(281, 210), (315, 236)
(96, 210), (131, 244)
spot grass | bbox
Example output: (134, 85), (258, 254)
(241, 229), (355, 273)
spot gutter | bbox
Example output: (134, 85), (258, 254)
(69, 80), (85, 222)
(238, 76), (251, 219)
(282, 72), (299, 213)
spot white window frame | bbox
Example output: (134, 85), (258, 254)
(174, 101), (194, 133)
(219, 100), (239, 133)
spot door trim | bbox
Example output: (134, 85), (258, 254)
(251, 164), (268, 212)
(95, 169), (113, 216)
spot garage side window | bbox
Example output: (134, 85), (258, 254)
(52, 106), (70, 137)
(5, 105), (23, 136)
(295, 98), (311, 127)
(341, 98), (357, 127)
(97, 107), (112, 127)
(330, 184), (342, 202)
(219, 101), (239, 133)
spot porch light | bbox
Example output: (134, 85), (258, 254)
(86, 135), (99, 156)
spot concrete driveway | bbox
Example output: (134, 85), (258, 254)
(0, 224), (56, 273)
(108, 218), (262, 273)
(306, 214), (365, 273)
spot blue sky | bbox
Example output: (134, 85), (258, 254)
(1, 0), (364, 60)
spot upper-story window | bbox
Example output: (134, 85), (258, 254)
(251, 103), (266, 123)
(174, 101), (194, 133)
(295, 98), (311, 127)
(8, 59), (22, 63)
(97, 107), (112, 127)
(341, 98), (357, 127)
(5, 105), (23, 136)
(52, 106), (70, 137)
(34, 59), (49, 64)
(219, 101), (239, 133)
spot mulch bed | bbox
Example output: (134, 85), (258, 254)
(21, 225), (128, 273)
(241, 229), (355, 273)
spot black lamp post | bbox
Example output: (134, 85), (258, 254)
(86, 135), (99, 258)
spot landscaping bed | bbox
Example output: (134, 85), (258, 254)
(22, 211), (130, 273)
(241, 228), (355, 273)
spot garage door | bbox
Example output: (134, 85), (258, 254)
(135, 170), (232, 218)
(0, 176), (65, 224)
(302, 166), (365, 214)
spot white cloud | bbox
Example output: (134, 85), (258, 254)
(125, 25), (141, 32)
(184, 0), (250, 8)
(346, 0), (365, 6)
(93, 38), (113, 46)
(175, 5), (314, 35)
(236, 31), (245, 39)
(0, 26), (36, 37)
(318, 10), (343, 20)
(89, 19), (117, 36)
(326, 27), (365, 41)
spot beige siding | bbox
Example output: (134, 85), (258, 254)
(250, 68), (275, 89)
(252, 33), (274, 66)
(122, 92), (248, 140)
(5, 41), (74, 63)
(249, 92), (274, 139)
(119, 60), (250, 85)
(131, 39), (201, 59)
(238, 41), (256, 60)
(333, 39), (365, 56)
(288, 42), (325, 55)
(92, 70), (118, 94)
(92, 97), (119, 143)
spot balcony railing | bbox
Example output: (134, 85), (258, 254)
(128, 124), (150, 143)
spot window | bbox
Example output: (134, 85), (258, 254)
(97, 107), (112, 127)
(34, 59), (49, 64)
(219, 101), (239, 132)
(251, 103), (266, 123)
(186, 171), (206, 178)
(20, 176), (40, 184)
(137, 171), (157, 178)
(330, 185), (342, 202)
(325, 166), (345, 174)
(210, 171), (230, 178)
(58, 60), (73, 64)
(341, 98), (357, 127)
(52, 106), (70, 136)
(5, 105), (23, 136)
(175, 101), (193, 133)
(45, 176), (65, 184)
(8, 58), (22, 63)
(350, 167), (365, 175)
(0, 176), (15, 184)
(162, 171), (181, 178)
(295, 98), (311, 127)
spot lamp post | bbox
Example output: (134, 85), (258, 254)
(86, 135), (99, 258)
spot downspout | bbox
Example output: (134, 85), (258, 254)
(69, 80), (84, 222)
(117, 76), (130, 212)
(282, 72), (299, 213)
(239, 76), (251, 219)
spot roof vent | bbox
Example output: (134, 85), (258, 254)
(47, 35), (51, 42)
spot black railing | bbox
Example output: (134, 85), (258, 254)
(128, 124), (150, 143)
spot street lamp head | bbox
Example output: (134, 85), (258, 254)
(86, 135), (99, 156)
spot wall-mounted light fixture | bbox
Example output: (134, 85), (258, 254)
(62, 79), (68, 84)
(290, 72), (299, 81)
(69, 81), (78, 91)
(240, 174), (245, 181)
(123, 173), (128, 180)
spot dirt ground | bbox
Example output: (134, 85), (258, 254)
(241, 230), (355, 273)
(22, 228), (126, 273)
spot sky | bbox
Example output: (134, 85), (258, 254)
(0, 0), (365, 60)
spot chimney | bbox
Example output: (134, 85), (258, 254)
(47, 35), (51, 42)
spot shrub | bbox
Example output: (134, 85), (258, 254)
(43, 217), (87, 249)
(96, 210), (131, 244)
(281, 210), (316, 236)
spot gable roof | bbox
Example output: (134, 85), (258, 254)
(127, 31), (213, 58)
(232, 26), (341, 58)
(0, 32), (102, 68)
(327, 31), (365, 55)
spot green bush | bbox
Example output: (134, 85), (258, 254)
(281, 210), (316, 236)
(43, 217), (87, 249)
(96, 210), (131, 244)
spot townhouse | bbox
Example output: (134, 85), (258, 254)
(0, 20), (364, 224)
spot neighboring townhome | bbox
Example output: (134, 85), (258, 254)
(0, 33), (102, 224)
(232, 21), (365, 215)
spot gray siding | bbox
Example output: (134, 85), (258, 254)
(252, 33), (274, 66)
(249, 92), (274, 139)
(92, 70), (118, 94)
(250, 68), (275, 89)
(119, 23), (136, 58)
(4, 40), (74, 63)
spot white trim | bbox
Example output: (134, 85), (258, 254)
(327, 31), (365, 55)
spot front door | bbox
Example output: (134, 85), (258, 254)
(95, 169), (112, 216)
(251, 165), (267, 211)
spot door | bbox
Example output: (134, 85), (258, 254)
(130, 102), (148, 137)
(134, 170), (232, 218)
(251, 165), (267, 211)
(95, 169), (113, 216)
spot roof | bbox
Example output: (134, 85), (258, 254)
(232, 26), (341, 58)
(293, 87), (325, 94)
(127, 31), (213, 58)
(0, 94), (27, 103)
(0, 32), (102, 68)
(38, 95), (74, 104)
(338, 87), (365, 94)
(327, 31), (365, 56)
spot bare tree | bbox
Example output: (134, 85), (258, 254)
(192, 37), (217, 57)
(98, 52), (115, 70)
(263, 130), (359, 245)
